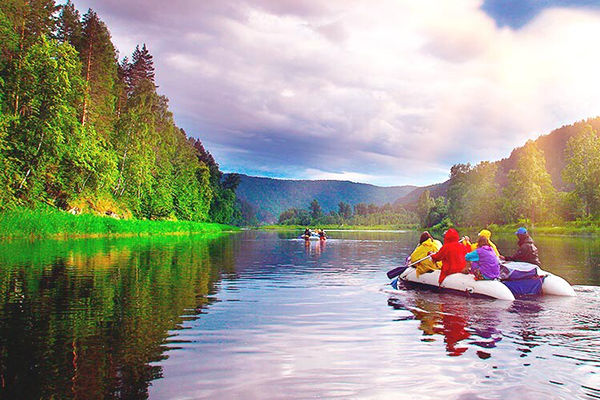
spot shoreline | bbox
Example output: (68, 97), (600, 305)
(259, 224), (600, 237)
(0, 209), (238, 240)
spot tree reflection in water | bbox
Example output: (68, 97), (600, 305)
(0, 234), (234, 399)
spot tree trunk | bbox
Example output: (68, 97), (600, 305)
(81, 38), (93, 125)
(19, 131), (45, 189)
(13, 19), (26, 115)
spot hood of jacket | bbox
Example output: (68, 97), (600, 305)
(444, 228), (460, 243)
(478, 229), (492, 239)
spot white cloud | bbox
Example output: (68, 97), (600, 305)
(75, 0), (600, 186)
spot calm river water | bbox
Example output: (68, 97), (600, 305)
(0, 230), (599, 399)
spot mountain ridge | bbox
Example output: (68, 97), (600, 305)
(233, 174), (417, 223)
(233, 117), (600, 223)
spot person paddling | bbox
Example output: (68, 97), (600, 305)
(429, 228), (471, 284)
(303, 227), (311, 240)
(410, 231), (442, 277)
(318, 229), (327, 240)
(500, 227), (540, 266)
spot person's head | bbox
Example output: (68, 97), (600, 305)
(477, 235), (490, 248)
(478, 229), (492, 240)
(419, 231), (433, 244)
(515, 227), (527, 235)
(444, 228), (459, 243)
(515, 227), (528, 240)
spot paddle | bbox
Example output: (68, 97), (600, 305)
(386, 255), (430, 279)
(387, 238), (467, 279)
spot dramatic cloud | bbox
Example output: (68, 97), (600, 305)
(74, 0), (600, 186)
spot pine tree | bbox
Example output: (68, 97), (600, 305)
(416, 190), (435, 227)
(55, 0), (82, 48)
(79, 9), (118, 132)
(127, 44), (155, 92)
(309, 199), (322, 220)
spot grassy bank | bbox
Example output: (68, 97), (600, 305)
(441, 222), (600, 237)
(0, 209), (238, 240)
(259, 224), (418, 231)
(261, 222), (600, 237)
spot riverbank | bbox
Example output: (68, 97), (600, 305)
(464, 222), (600, 237)
(0, 209), (238, 240)
(259, 224), (418, 231)
(260, 222), (600, 237)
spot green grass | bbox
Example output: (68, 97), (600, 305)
(0, 208), (238, 239)
(262, 222), (600, 236)
(455, 222), (600, 237)
(259, 224), (418, 231)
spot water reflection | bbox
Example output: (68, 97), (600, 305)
(0, 234), (234, 399)
(389, 292), (504, 357)
(0, 231), (599, 398)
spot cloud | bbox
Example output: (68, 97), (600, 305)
(74, 0), (600, 186)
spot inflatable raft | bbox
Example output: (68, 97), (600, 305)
(393, 261), (575, 301)
(299, 234), (325, 241)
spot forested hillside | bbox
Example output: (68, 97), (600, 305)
(496, 117), (600, 190)
(409, 119), (600, 230)
(396, 118), (600, 209)
(0, 0), (237, 223)
(233, 174), (416, 223)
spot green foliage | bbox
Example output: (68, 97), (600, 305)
(462, 161), (500, 226)
(338, 202), (352, 219)
(8, 36), (85, 205)
(502, 140), (555, 227)
(0, 1), (237, 225)
(562, 125), (600, 217)
(416, 189), (435, 226)
(278, 207), (311, 226)
(0, 208), (237, 239)
(278, 201), (417, 228)
(446, 163), (471, 226)
(309, 198), (322, 219)
(431, 217), (453, 233)
(425, 196), (448, 227)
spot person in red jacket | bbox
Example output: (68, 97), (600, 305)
(429, 228), (471, 284)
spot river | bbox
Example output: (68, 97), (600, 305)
(0, 230), (599, 398)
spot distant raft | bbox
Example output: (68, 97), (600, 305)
(391, 261), (575, 301)
(299, 233), (321, 240)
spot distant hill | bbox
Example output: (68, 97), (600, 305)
(234, 117), (600, 223)
(233, 175), (417, 223)
(396, 117), (600, 208)
(393, 180), (451, 209)
(496, 117), (600, 190)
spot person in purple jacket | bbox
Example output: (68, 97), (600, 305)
(464, 235), (500, 280)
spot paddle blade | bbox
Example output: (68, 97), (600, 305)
(387, 266), (407, 279)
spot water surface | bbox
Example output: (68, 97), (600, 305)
(0, 231), (599, 398)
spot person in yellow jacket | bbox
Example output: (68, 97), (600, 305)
(410, 231), (443, 277)
(470, 229), (500, 257)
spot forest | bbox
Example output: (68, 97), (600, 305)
(277, 123), (600, 231)
(0, 0), (239, 224)
(415, 124), (600, 231)
(277, 199), (418, 228)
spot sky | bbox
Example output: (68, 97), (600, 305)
(71, 0), (600, 187)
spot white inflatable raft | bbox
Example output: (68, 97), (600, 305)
(299, 234), (325, 241)
(398, 262), (576, 301)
